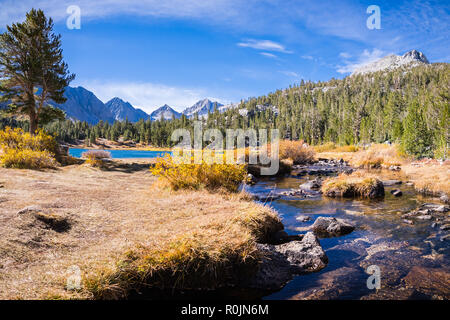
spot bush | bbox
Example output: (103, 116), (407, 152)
(0, 127), (57, 169)
(150, 155), (247, 193)
(81, 150), (111, 160)
(314, 142), (360, 153)
(322, 171), (385, 198)
(350, 144), (405, 168)
(278, 140), (315, 164)
(82, 150), (111, 167)
(0, 148), (56, 169)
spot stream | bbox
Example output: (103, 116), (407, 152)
(244, 171), (450, 300)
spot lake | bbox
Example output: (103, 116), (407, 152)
(69, 148), (172, 159)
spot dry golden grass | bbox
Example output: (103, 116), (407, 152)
(403, 161), (450, 196)
(317, 144), (408, 169)
(151, 155), (247, 193)
(278, 140), (316, 164)
(0, 163), (281, 299)
(321, 171), (384, 198)
(313, 142), (360, 153)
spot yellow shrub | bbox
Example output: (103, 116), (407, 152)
(350, 144), (405, 168)
(278, 140), (315, 164)
(0, 127), (57, 154)
(151, 155), (247, 193)
(314, 143), (360, 153)
(82, 150), (111, 167)
(0, 148), (56, 169)
(0, 127), (58, 169)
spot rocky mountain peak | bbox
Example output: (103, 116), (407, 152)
(352, 50), (430, 76)
(401, 50), (429, 64)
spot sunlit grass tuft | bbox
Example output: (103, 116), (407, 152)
(322, 171), (384, 198)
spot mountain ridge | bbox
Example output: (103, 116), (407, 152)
(105, 97), (150, 122)
(352, 50), (430, 76)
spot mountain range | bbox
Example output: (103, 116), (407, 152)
(47, 87), (228, 124)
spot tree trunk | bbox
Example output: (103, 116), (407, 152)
(29, 112), (38, 134)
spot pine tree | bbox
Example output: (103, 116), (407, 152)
(0, 9), (75, 133)
(402, 101), (433, 158)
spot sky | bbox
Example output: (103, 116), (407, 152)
(0, 0), (449, 113)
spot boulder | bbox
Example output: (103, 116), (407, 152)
(249, 244), (293, 290)
(299, 178), (322, 191)
(311, 217), (355, 237)
(249, 232), (328, 290)
(275, 232), (328, 273)
(268, 230), (304, 245)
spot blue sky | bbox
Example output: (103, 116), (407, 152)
(0, 0), (449, 113)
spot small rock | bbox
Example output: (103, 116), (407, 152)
(440, 224), (450, 231)
(390, 189), (403, 197)
(299, 178), (322, 191)
(435, 205), (449, 213)
(311, 217), (355, 237)
(382, 180), (402, 186)
(17, 205), (43, 215)
(440, 194), (449, 204)
(416, 215), (433, 221)
(296, 215), (311, 222)
(403, 219), (414, 225)
(389, 165), (401, 171)
(245, 173), (257, 185)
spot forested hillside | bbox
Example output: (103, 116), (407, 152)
(1, 63), (448, 158)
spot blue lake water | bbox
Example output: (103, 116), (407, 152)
(69, 148), (172, 159)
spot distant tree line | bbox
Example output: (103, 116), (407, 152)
(1, 63), (449, 158)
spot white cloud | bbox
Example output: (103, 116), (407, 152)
(301, 55), (314, 60)
(339, 52), (351, 59)
(336, 48), (385, 74)
(279, 70), (299, 78)
(77, 80), (224, 113)
(260, 52), (278, 59)
(237, 39), (292, 53)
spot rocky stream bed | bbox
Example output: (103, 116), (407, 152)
(244, 159), (450, 300)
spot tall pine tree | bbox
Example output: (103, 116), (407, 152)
(0, 9), (75, 133)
